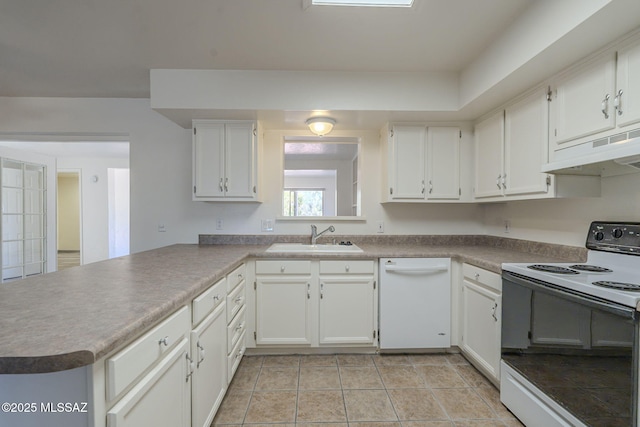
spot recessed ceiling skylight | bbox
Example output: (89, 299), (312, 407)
(311, 0), (414, 7)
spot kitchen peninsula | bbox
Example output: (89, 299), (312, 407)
(0, 235), (585, 427)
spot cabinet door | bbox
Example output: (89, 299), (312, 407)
(389, 125), (426, 199)
(256, 277), (312, 345)
(552, 53), (616, 145)
(319, 277), (375, 345)
(107, 338), (191, 427)
(191, 303), (227, 427)
(474, 112), (504, 199)
(461, 280), (501, 382)
(427, 127), (460, 200)
(615, 42), (640, 128)
(504, 90), (550, 196)
(225, 122), (257, 199)
(193, 123), (225, 198)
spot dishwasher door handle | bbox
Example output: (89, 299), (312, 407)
(384, 265), (448, 273)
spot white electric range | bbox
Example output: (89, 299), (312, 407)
(500, 221), (640, 427)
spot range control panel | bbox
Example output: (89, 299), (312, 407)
(586, 221), (640, 255)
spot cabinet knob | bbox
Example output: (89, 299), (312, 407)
(474, 273), (480, 281)
(159, 336), (170, 347)
(281, 266), (285, 272)
(345, 265), (350, 272)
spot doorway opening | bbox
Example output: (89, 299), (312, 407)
(57, 171), (81, 270)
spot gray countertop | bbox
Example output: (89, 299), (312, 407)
(0, 239), (585, 374)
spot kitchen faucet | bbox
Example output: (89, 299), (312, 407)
(310, 225), (335, 246)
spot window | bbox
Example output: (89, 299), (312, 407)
(283, 189), (325, 217)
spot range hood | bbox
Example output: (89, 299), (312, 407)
(542, 129), (640, 176)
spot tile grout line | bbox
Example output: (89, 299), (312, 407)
(239, 356), (263, 426)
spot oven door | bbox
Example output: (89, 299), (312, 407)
(501, 271), (639, 427)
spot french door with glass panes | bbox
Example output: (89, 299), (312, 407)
(1, 158), (46, 282)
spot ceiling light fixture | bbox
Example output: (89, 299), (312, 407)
(306, 117), (336, 136)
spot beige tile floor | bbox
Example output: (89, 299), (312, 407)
(212, 353), (524, 427)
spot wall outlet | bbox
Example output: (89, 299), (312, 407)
(216, 219), (224, 230)
(261, 219), (274, 232)
(377, 221), (384, 233)
(157, 224), (166, 233)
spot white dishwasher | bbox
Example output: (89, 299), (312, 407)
(379, 258), (451, 349)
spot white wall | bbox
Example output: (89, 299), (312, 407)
(0, 97), (190, 254)
(482, 172), (640, 246)
(108, 168), (130, 258)
(57, 157), (129, 264)
(5, 96), (640, 252)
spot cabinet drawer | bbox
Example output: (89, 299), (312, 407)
(192, 278), (226, 326)
(320, 260), (374, 274)
(256, 260), (312, 275)
(227, 330), (246, 382)
(227, 305), (247, 351)
(463, 264), (501, 293)
(227, 281), (245, 323)
(107, 306), (190, 402)
(227, 263), (246, 293)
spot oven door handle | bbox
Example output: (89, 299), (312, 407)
(502, 270), (638, 320)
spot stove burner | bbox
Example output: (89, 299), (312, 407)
(593, 281), (640, 291)
(527, 265), (579, 274)
(568, 264), (613, 273)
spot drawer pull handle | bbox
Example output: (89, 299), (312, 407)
(236, 322), (244, 332)
(159, 336), (170, 347)
(234, 296), (243, 304)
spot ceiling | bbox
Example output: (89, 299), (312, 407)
(0, 0), (532, 98)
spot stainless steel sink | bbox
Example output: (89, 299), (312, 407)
(265, 243), (363, 253)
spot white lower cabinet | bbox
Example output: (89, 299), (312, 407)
(319, 260), (376, 345)
(255, 260), (312, 345)
(255, 259), (377, 348)
(460, 264), (502, 385)
(190, 302), (227, 427)
(106, 338), (191, 427)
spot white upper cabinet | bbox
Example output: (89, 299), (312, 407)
(384, 124), (461, 202)
(551, 53), (617, 147)
(615, 41), (640, 129)
(473, 87), (598, 202)
(192, 120), (258, 202)
(504, 89), (551, 196)
(474, 111), (504, 199)
(389, 125), (426, 199)
(550, 35), (640, 150)
(428, 127), (461, 200)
